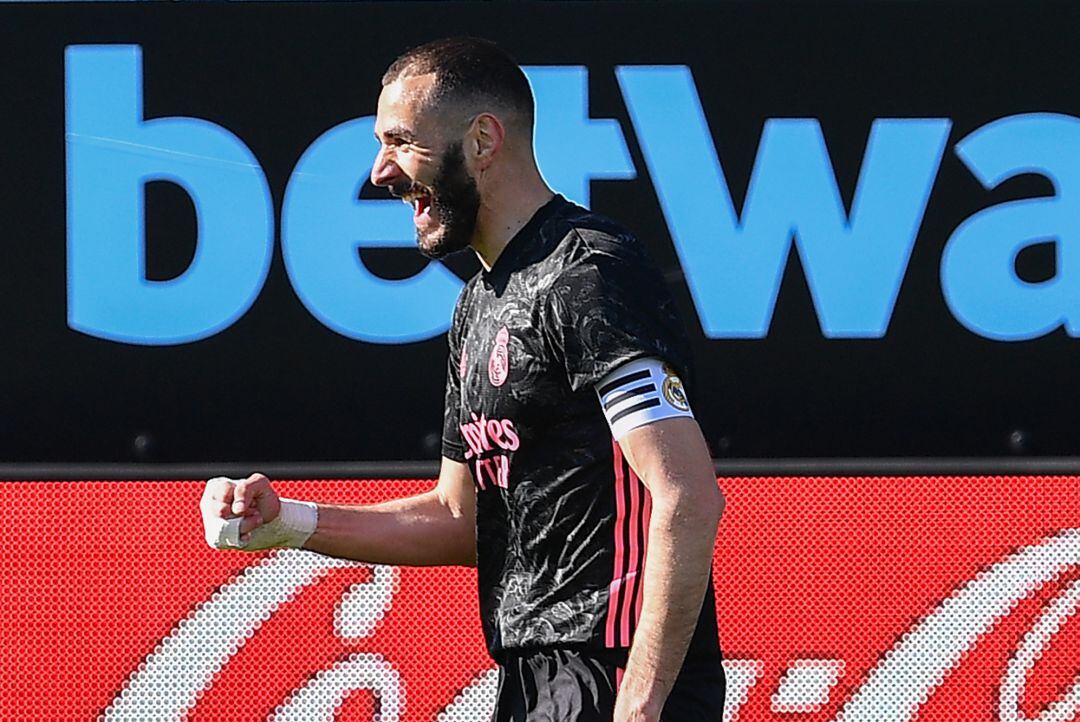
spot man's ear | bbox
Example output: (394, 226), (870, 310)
(469, 113), (506, 170)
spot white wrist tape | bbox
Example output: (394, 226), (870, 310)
(595, 357), (694, 440)
(205, 494), (318, 552)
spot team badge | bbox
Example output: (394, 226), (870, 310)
(488, 327), (510, 387)
(661, 366), (690, 411)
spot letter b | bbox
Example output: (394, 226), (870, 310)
(65, 45), (273, 344)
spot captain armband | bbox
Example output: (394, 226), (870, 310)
(594, 357), (694, 439)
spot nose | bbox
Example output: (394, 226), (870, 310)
(370, 145), (401, 188)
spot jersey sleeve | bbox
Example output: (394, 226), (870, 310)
(546, 238), (692, 394)
(441, 290), (468, 463)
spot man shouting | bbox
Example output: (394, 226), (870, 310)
(201, 37), (725, 722)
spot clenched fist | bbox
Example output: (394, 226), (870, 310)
(200, 473), (318, 551)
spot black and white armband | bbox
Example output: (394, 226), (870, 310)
(594, 357), (694, 439)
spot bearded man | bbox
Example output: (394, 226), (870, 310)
(201, 37), (725, 722)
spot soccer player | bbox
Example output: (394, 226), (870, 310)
(201, 37), (725, 722)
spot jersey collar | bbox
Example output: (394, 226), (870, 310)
(483, 194), (568, 285)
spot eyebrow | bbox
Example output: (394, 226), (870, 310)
(377, 126), (417, 143)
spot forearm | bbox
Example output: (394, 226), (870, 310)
(303, 489), (476, 566)
(619, 490), (720, 715)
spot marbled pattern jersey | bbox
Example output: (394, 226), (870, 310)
(442, 196), (720, 665)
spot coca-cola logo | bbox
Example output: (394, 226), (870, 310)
(101, 530), (1080, 722)
(4, 477), (1072, 722)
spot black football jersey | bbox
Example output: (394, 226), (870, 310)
(442, 196), (721, 666)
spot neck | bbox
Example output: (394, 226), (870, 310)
(469, 163), (555, 271)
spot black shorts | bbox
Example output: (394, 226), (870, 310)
(491, 647), (725, 722)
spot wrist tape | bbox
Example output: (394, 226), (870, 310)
(205, 493), (318, 551)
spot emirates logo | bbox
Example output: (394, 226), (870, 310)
(488, 327), (510, 387)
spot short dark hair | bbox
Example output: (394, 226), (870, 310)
(382, 37), (534, 130)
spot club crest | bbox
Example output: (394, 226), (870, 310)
(661, 363), (690, 411)
(488, 327), (510, 387)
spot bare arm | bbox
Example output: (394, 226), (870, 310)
(214, 457), (477, 567)
(613, 416), (724, 722)
(304, 456), (476, 566)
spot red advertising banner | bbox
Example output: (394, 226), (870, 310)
(0, 476), (1077, 722)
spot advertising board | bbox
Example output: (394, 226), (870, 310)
(1, 476), (1076, 721)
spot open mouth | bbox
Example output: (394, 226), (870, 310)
(401, 189), (434, 225)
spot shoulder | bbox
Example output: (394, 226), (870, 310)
(453, 275), (478, 312)
(553, 202), (644, 260)
(450, 273), (482, 335)
(541, 202), (653, 292)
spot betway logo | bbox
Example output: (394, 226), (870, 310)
(65, 45), (1080, 345)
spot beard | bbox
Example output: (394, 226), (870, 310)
(412, 142), (481, 260)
